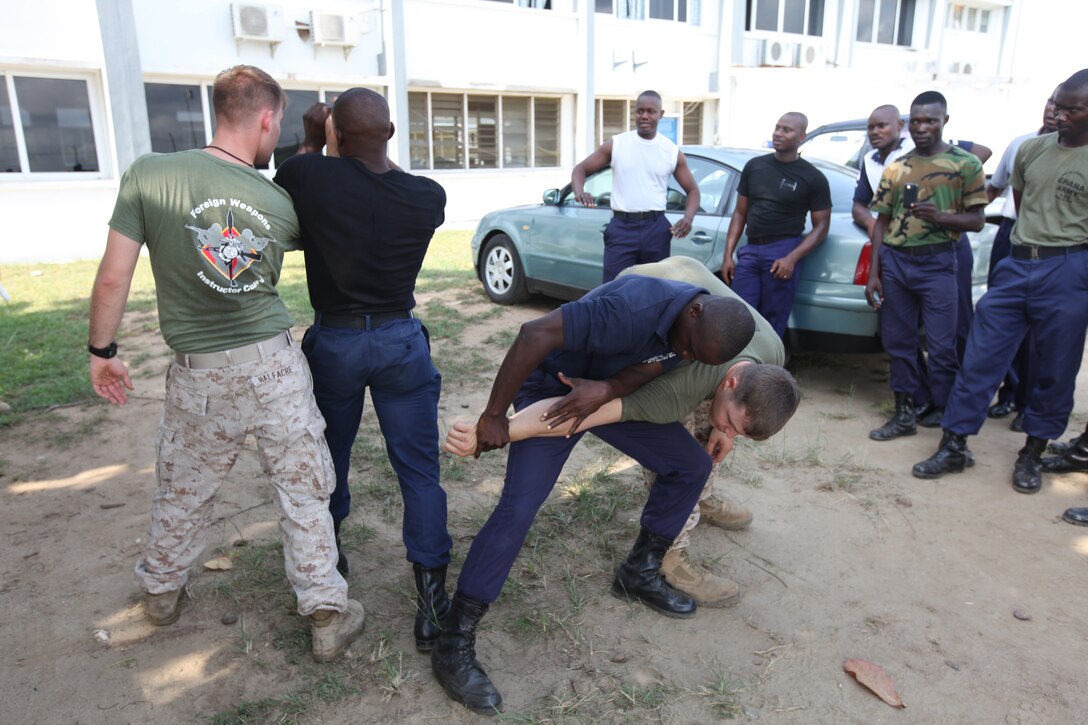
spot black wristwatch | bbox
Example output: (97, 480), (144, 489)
(88, 341), (118, 359)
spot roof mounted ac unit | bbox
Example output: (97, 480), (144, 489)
(761, 39), (796, 68)
(231, 3), (285, 56)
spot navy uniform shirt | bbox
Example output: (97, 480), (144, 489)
(538, 275), (705, 382)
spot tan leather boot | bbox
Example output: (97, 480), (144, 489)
(698, 495), (753, 531)
(145, 588), (183, 626)
(311, 599), (366, 663)
(660, 549), (739, 607)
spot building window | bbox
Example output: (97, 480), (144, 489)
(482, 0), (551, 6)
(273, 90), (320, 167)
(0, 74), (101, 175)
(856, 0), (914, 46)
(0, 82), (20, 173)
(534, 98), (559, 167)
(145, 83), (206, 153)
(596, 98), (705, 146)
(682, 102), (703, 145)
(467, 95), (498, 169)
(408, 92), (560, 170)
(598, 0), (701, 24)
(503, 96), (530, 168)
(947, 4), (992, 33)
(746, 0), (824, 36)
(409, 93), (431, 170)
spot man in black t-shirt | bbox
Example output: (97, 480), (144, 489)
(722, 112), (832, 339)
(274, 89), (453, 655)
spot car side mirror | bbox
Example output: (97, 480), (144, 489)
(543, 189), (561, 206)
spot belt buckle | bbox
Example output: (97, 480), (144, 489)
(1031, 245), (1040, 260)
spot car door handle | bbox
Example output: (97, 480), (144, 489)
(690, 232), (712, 245)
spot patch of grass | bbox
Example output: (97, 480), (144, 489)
(442, 454), (468, 482)
(431, 348), (491, 381)
(484, 327), (519, 348)
(872, 398), (896, 417)
(199, 539), (294, 611)
(0, 259), (157, 425)
(702, 667), (744, 719)
(613, 678), (678, 711)
(210, 672), (359, 725)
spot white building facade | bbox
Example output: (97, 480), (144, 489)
(0, 0), (1060, 261)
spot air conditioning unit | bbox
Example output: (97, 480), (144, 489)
(311, 11), (359, 47)
(761, 40), (796, 68)
(231, 3), (285, 43)
(798, 42), (825, 68)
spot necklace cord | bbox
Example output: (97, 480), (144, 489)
(204, 145), (255, 168)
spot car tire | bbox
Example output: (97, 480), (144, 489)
(480, 234), (529, 304)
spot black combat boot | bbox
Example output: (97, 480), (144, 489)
(332, 518), (348, 577)
(611, 528), (696, 619)
(1043, 433), (1088, 473)
(413, 563), (452, 653)
(1012, 436), (1048, 494)
(431, 594), (503, 715)
(912, 430), (969, 479)
(870, 393), (917, 441)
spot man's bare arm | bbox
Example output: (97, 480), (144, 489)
(909, 203), (986, 233)
(722, 194), (749, 283)
(89, 229), (142, 405)
(769, 207), (831, 280)
(571, 140), (613, 206)
(670, 151), (701, 238)
(444, 398), (625, 457)
(475, 310), (565, 454)
(852, 201), (876, 234)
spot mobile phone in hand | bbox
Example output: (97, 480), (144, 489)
(902, 182), (919, 208)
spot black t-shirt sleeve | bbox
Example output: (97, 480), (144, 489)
(272, 155), (307, 197)
(737, 159), (753, 197)
(809, 168), (832, 212)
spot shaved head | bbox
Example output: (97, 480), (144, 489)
(782, 111), (809, 132)
(869, 104), (899, 123)
(333, 87), (390, 137)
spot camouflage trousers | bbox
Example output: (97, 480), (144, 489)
(642, 399), (716, 551)
(135, 336), (348, 616)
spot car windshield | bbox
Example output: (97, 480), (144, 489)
(800, 128), (868, 168)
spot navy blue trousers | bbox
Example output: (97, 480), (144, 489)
(988, 219), (1034, 409)
(943, 250), (1088, 440)
(880, 245), (959, 407)
(456, 374), (711, 604)
(602, 214), (673, 282)
(913, 235), (974, 406)
(731, 235), (804, 339)
(302, 317), (452, 568)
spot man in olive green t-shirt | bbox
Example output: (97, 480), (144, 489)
(444, 256), (800, 606)
(914, 70), (1088, 506)
(88, 65), (364, 662)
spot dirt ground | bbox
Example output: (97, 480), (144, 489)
(3, 289), (1088, 724)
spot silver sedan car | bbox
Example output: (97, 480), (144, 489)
(471, 147), (994, 353)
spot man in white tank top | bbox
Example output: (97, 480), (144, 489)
(571, 90), (701, 282)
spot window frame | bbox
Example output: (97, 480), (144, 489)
(407, 90), (562, 171)
(0, 69), (111, 182)
(746, 0), (825, 37)
(855, 0), (915, 47)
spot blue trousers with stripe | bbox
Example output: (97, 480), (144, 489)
(455, 373), (711, 604)
(942, 250), (1088, 439)
(881, 245), (959, 407)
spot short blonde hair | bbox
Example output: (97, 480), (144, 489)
(211, 65), (286, 127)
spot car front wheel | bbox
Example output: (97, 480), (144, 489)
(481, 234), (529, 304)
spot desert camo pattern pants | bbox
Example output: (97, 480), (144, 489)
(135, 338), (348, 616)
(642, 399), (716, 551)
